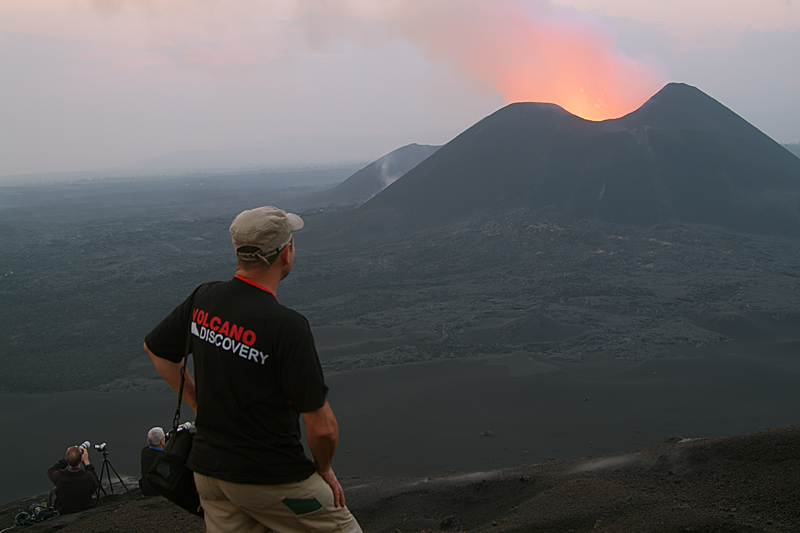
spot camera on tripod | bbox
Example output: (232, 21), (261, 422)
(91, 441), (133, 500)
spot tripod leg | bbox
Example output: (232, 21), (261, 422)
(105, 459), (134, 499)
(104, 458), (116, 495)
(97, 460), (109, 498)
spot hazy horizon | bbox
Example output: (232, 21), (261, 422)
(2, 103), (798, 187)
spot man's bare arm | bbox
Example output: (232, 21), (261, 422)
(144, 342), (197, 414)
(301, 399), (345, 507)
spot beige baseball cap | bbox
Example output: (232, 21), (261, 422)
(229, 206), (304, 262)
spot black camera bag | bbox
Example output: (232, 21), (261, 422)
(145, 282), (220, 517)
(146, 425), (201, 516)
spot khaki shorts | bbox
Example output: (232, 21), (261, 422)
(194, 471), (362, 533)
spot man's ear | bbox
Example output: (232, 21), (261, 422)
(278, 240), (293, 262)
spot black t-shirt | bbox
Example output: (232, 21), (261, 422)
(145, 276), (328, 484)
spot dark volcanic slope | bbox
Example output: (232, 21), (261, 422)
(295, 143), (440, 208)
(6, 425), (799, 532)
(356, 83), (800, 236)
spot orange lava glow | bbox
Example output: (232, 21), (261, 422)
(490, 7), (666, 121)
(386, 0), (667, 121)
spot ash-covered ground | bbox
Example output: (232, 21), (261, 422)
(2, 178), (799, 510)
(3, 424), (798, 532)
(3, 200), (799, 394)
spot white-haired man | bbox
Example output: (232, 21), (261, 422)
(138, 426), (165, 497)
(144, 206), (361, 532)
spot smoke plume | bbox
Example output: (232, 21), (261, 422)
(298, 0), (667, 121)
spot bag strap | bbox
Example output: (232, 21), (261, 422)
(171, 281), (221, 432)
(172, 327), (192, 432)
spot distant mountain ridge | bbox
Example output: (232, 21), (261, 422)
(121, 133), (441, 172)
(296, 143), (440, 208)
(339, 83), (800, 237)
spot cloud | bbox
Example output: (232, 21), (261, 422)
(294, 0), (667, 121)
(2, 0), (666, 120)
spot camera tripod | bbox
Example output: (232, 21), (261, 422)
(96, 448), (133, 500)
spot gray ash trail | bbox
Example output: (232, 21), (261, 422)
(294, 214), (800, 372)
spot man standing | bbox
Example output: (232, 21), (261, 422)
(47, 445), (100, 514)
(139, 427), (165, 497)
(144, 206), (361, 532)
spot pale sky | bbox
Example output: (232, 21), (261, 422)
(1, 0), (798, 177)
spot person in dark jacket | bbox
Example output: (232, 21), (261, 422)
(139, 426), (165, 496)
(47, 445), (100, 514)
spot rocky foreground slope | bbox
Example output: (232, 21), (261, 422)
(3, 424), (797, 532)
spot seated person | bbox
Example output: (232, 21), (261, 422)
(47, 445), (100, 514)
(139, 426), (165, 496)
